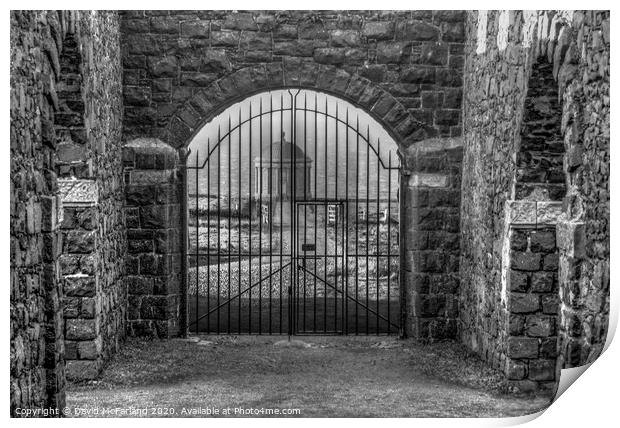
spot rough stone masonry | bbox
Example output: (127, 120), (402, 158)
(10, 9), (609, 416)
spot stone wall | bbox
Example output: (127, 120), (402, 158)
(83, 10), (127, 377)
(404, 137), (462, 340)
(460, 10), (610, 390)
(556, 11), (610, 368)
(11, 10), (73, 415)
(516, 61), (565, 201)
(119, 10), (465, 147)
(10, 10), (125, 413)
(460, 11), (532, 378)
(56, 11), (126, 382)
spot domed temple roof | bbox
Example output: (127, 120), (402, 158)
(255, 141), (312, 163)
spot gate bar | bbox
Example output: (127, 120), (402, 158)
(227, 115), (232, 334)
(344, 108), (350, 334)
(365, 125), (370, 334)
(387, 152), (392, 334)
(217, 126), (222, 333)
(195, 150), (200, 331)
(258, 98), (263, 335)
(376, 137), (381, 333)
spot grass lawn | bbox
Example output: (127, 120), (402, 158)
(66, 336), (552, 418)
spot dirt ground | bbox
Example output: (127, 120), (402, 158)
(66, 336), (552, 418)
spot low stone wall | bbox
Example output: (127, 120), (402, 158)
(124, 138), (184, 338)
(404, 137), (462, 340)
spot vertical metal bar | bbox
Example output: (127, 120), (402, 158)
(206, 143), (211, 333)
(296, 204), (300, 332)
(344, 109), (349, 334)
(355, 117), (360, 335)
(269, 94), (273, 335)
(195, 150), (200, 332)
(180, 149), (189, 338)
(217, 126), (221, 334)
(279, 92), (284, 335)
(376, 137), (381, 334)
(334, 102), (339, 333)
(399, 158), (407, 338)
(323, 96), (328, 333)
(387, 152), (392, 334)
(365, 125), (370, 335)
(290, 89), (298, 337)
(227, 115), (232, 334)
(258, 98), (263, 335)
(303, 93), (307, 333)
(313, 93), (318, 332)
(238, 109), (242, 334)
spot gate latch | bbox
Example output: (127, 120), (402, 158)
(301, 243), (315, 252)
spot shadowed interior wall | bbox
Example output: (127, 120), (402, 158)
(460, 10), (609, 391)
(58, 11), (126, 381)
(10, 10), (126, 413)
(11, 11), (67, 413)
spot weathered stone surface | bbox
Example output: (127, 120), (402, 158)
(65, 319), (96, 340)
(362, 21), (394, 40)
(530, 271), (554, 293)
(65, 230), (96, 253)
(509, 293), (540, 313)
(536, 202), (563, 225)
(508, 270), (528, 292)
(530, 231), (556, 253)
(505, 359), (526, 380)
(507, 201), (536, 225)
(507, 337), (539, 359)
(528, 359), (555, 381)
(557, 220), (586, 258)
(525, 315), (555, 337)
(64, 275), (96, 297)
(180, 20), (209, 38)
(511, 252), (541, 271)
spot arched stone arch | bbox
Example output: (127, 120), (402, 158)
(164, 64), (425, 160)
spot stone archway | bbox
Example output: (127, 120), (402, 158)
(151, 64), (464, 341)
(163, 64), (424, 157)
(162, 65), (425, 337)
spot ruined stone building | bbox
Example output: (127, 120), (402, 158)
(10, 10), (610, 415)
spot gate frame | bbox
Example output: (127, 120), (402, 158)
(293, 200), (346, 335)
(173, 66), (416, 338)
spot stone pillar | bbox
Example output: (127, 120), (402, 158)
(123, 138), (183, 338)
(501, 200), (562, 393)
(58, 179), (102, 381)
(403, 137), (463, 340)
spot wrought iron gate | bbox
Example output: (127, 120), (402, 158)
(187, 89), (401, 335)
